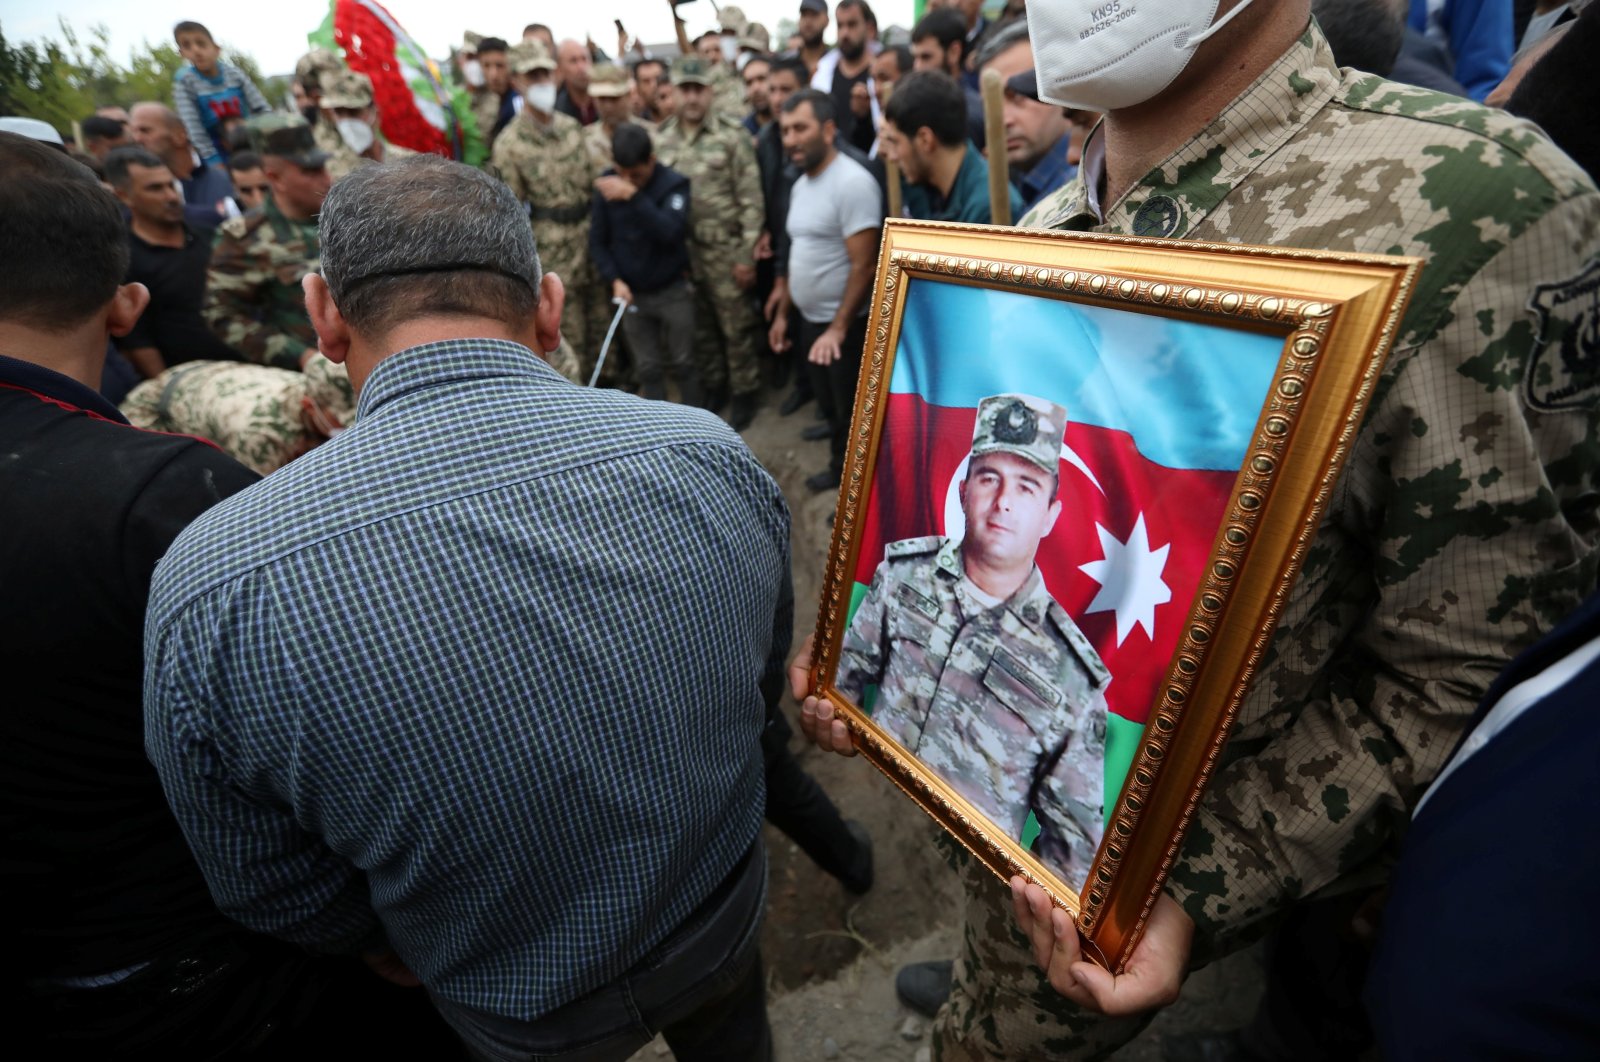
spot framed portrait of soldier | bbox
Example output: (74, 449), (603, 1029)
(810, 220), (1420, 971)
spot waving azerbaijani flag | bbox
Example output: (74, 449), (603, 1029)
(311, 0), (486, 167)
(847, 279), (1286, 813)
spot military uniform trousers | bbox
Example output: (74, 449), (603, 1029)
(533, 218), (603, 377)
(688, 242), (762, 402)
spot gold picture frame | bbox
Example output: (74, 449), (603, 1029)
(809, 219), (1420, 972)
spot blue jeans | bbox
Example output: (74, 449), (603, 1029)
(429, 840), (771, 1062)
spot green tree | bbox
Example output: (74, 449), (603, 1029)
(0, 17), (283, 141)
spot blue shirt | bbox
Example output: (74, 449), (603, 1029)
(144, 339), (791, 1020)
(1014, 132), (1077, 217)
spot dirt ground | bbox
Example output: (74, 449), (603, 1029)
(626, 396), (1266, 1060)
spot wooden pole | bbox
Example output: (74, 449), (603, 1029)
(882, 80), (903, 219)
(980, 68), (1010, 226)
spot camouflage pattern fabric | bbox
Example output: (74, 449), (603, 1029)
(938, 21), (1600, 1059)
(204, 197), (320, 372)
(655, 113), (764, 398)
(324, 135), (418, 181)
(544, 335), (583, 384)
(119, 360), (344, 476)
(491, 109), (603, 373)
(838, 535), (1110, 889)
(470, 88), (503, 151)
(584, 117), (658, 171)
(710, 65), (748, 124)
(313, 119), (343, 160)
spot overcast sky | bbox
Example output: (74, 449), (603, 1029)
(5, 1), (917, 77)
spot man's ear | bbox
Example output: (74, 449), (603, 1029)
(533, 271), (567, 356)
(105, 282), (151, 338)
(302, 273), (351, 364)
(915, 125), (938, 157)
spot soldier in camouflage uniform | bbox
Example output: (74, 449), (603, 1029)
(294, 48), (345, 159)
(467, 34), (513, 155)
(491, 40), (605, 378)
(584, 64), (655, 171)
(205, 114), (356, 425)
(830, 8), (1599, 1060)
(837, 395), (1110, 890)
(710, 7), (754, 120)
(120, 360), (347, 475)
(655, 56), (766, 427)
(318, 70), (418, 180)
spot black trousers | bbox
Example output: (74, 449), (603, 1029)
(762, 708), (866, 887)
(795, 315), (868, 475)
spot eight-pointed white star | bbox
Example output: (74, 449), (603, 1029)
(1078, 514), (1172, 646)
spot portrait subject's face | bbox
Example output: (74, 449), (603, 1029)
(959, 452), (1062, 570)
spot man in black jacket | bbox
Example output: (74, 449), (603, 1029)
(589, 122), (700, 406)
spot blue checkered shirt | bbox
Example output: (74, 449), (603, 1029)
(144, 339), (791, 1020)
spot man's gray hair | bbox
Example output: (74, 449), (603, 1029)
(320, 154), (542, 336)
(973, 17), (1031, 72)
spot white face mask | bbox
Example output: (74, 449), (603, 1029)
(336, 117), (375, 154)
(524, 82), (558, 114)
(463, 58), (485, 88)
(1028, 0), (1258, 112)
(720, 36), (739, 64)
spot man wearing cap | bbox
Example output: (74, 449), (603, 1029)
(319, 69), (417, 180)
(836, 393), (1110, 889)
(492, 39), (604, 377)
(204, 113), (354, 430)
(585, 64), (655, 170)
(656, 55), (766, 427)
(795, 0), (833, 80)
(712, 8), (755, 120)
(294, 48), (345, 150)
(974, 20), (1087, 215)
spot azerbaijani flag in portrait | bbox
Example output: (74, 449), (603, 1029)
(845, 279), (1286, 814)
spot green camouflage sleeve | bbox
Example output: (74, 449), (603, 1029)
(729, 131), (764, 266)
(203, 229), (307, 372)
(835, 566), (891, 708)
(1166, 187), (1600, 946)
(490, 135), (528, 202)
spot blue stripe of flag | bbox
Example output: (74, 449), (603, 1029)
(888, 279), (1284, 472)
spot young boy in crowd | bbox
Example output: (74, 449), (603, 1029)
(171, 20), (270, 163)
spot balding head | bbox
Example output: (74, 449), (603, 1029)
(557, 39), (592, 91)
(129, 101), (188, 167)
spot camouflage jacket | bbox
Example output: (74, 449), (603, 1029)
(324, 137), (419, 182)
(709, 65), (747, 124)
(1022, 23), (1600, 944)
(585, 117), (658, 172)
(837, 535), (1110, 888)
(203, 197), (320, 372)
(470, 87), (504, 149)
(655, 113), (763, 265)
(490, 108), (596, 279)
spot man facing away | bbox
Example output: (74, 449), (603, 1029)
(144, 155), (790, 1062)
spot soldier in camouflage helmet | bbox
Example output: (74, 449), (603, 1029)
(293, 48), (345, 155)
(204, 114), (357, 424)
(799, 3), (1600, 1058)
(491, 40), (606, 379)
(120, 361), (346, 476)
(318, 69), (418, 180)
(836, 394), (1109, 889)
(655, 55), (765, 427)
(585, 65), (655, 170)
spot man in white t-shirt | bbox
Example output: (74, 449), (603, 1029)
(768, 87), (884, 493)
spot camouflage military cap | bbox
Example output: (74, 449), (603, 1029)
(319, 69), (374, 110)
(246, 113), (331, 168)
(589, 64), (630, 98)
(672, 56), (714, 86)
(738, 23), (772, 53)
(462, 30), (483, 52)
(970, 393), (1066, 474)
(508, 39), (557, 74)
(294, 48), (344, 94)
(719, 6), (749, 34)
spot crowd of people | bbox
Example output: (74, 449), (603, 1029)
(4, 0), (1600, 1059)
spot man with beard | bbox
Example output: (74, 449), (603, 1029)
(742, 54), (775, 136)
(809, 0), (880, 152)
(880, 71), (1020, 224)
(796, 0), (832, 79)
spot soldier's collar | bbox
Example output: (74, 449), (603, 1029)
(1039, 21), (1341, 239)
(934, 536), (965, 579)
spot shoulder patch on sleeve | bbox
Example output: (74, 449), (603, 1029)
(1527, 255), (1600, 412)
(884, 535), (942, 559)
(1046, 602), (1111, 688)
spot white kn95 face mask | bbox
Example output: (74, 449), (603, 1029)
(1028, 0), (1258, 112)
